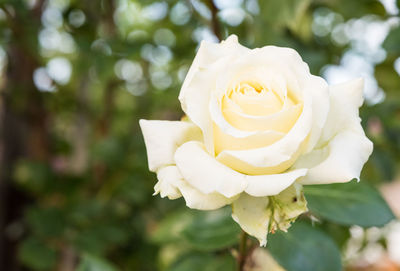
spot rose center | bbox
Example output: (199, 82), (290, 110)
(213, 80), (303, 155)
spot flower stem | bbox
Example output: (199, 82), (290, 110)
(238, 230), (248, 271)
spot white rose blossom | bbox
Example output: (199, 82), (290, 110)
(140, 35), (373, 245)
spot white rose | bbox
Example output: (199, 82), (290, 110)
(140, 35), (373, 245)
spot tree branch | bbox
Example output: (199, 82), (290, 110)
(206, 0), (222, 41)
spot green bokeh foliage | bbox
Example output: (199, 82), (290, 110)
(0, 0), (398, 270)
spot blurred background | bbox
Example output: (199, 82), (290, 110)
(0, 0), (399, 270)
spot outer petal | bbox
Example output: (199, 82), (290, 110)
(319, 78), (366, 143)
(303, 75), (330, 153)
(156, 166), (236, 210)
(174, 141), (306, 197)
(232, 193), (271, 246)
(179, 35), (248, 101)
(232, 184), (307, 246)
(139, 120), (202, 172)
(179, 35), (249, 154)
(245, 169), (307, 197)
(296, 78), (373, 184)
(297, 131), (373, 184)
(174, 141), (247, 198)
(155, 167), (182, 199)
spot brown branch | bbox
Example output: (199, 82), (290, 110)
(207, 0), (222, 41)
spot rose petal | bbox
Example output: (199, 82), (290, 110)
(222, 103), (303, 133)
(157, 166), (237, 210)
(244, 169), (308, 197)
(215, 93), (312, 174)
(232, 193), (271, 246)
(174, 141), (248, 197)
(155, 166), (182, 199)
(303, 75), (330, 153)
(319, 78), (366, 144)
(232, 184), (308, 246)
(213, 124), (285, 153)
(179, 35), (248, 154)
(139, 120), (202, 172)
(175, 141), (304, 197)
(297, 131), (373, 184)
(228, 87), (283, 116)
(295, 78), (373, 184)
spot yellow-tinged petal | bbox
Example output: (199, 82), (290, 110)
(222, 103), (303, 133)
(174, 141), (248, 198)
(179, 35), (249, 154)
(232, 193), (271, 246)
(228, 87), (283, 116)
(232, 184), (307, 246)
(213, 123), (286, 154)
(215, 93), (313, 174)
(175, 141), (307, 197)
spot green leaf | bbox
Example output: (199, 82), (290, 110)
(318, 223), (350, 249)
(383, 26), (400, 55)
(19, 237), (57, 270)
(26, 207), (66, 238)
(259, 0), (311, 28)
(13, 160), (53, 194)
(305, 180), (395, 227)
(375, 59), (400, 94)
(168, 252), (236, 271)
(72, 224), (129, 255)
(149, 208), (195, 244)
(181, 207), (241, 251)
(268, 221), (342, 271)
(76, 254), (119, 271)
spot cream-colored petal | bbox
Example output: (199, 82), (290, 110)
(228, 46), (329, 153)
(297, 130), (373, 184)
(210, 94), (297, 155)
(245, 169), (308, 197)
(215, 94), (313, 174)
(179, 35), (247, 99)
(216, 46), (307, 99)
(175, 141), (303, 197)
(303, 75), (330, 153)
(216, 148), (303, 175)
(228, 89), (282, 116)
(156, 166), (236, 210)
(139, 120), (202, 172)
(155, 166), (182, 200)
(221, 71), (288, 116)
(295, 78), (373, 184)
(232, 184), (308, 246)
(178, 35), (248, 154)
(212, 93), (287, 153)
(213, 124), (285, 154)
(232, 193), (271, 246)
(318, 78), (366, 144)
(174, 141), (248, 198)
(222, 103), (303, 132)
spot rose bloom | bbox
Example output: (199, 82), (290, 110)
(140, 35), (373, 245)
